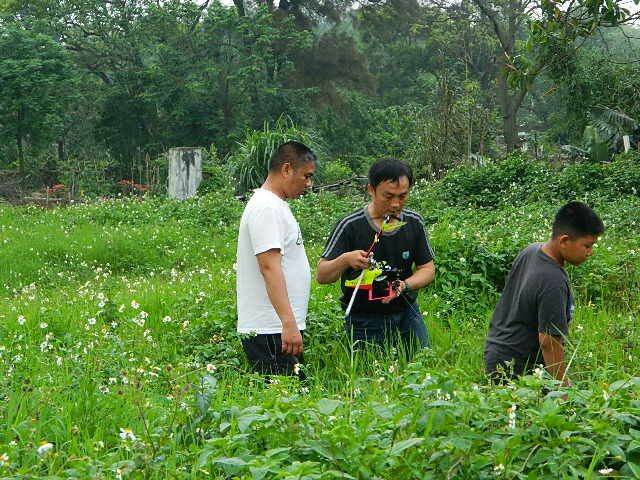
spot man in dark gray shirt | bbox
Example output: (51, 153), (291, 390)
(485, 201), (604, 384)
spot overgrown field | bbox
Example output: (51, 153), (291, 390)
(1, 156), (640, 478)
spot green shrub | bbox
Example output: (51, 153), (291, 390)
(439, 153), (548, 208)
(319, 158), (354, 184)
(199, 145), (233, 194)
(228, 116), (325, 195)
(550, 161), (606, 199)
(604, 151), (640, 197)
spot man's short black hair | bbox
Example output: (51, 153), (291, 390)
(552, 201), (605, 239)
(368, 158), (414, 189)
(269, 141), (317, 172)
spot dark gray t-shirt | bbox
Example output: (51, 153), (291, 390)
(485, 243), (574, 360)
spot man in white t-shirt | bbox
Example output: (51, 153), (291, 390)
(236, 141), (316, 377)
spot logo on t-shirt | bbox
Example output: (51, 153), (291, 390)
(402, 250), (410, 260)
(296, 228), (303, 245)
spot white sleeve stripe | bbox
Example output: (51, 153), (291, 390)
(424, 227), (435, 259)
(403, 210), (425, 223)
(321, 211), (364, 258)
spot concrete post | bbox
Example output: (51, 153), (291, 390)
(168, 148), (202, 200)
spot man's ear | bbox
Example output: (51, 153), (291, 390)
(366, 184), (374, 197)
(281, 162), (293, 178)
(557, 233), (572, 247)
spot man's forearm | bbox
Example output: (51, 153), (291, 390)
(316, 256), (347, 284)
(405, 262), (435, 290)
(539, 333), (567, 382)
(260, 264), (297, 327)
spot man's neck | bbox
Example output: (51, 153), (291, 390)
(262, 178), (287, 200)
(367, 203), (402, 228)
(541, 240), (565, 267)
(367, 203), (383, 226)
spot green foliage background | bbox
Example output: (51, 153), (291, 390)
(1, 0), (638, 189)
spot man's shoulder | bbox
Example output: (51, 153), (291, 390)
(244, 190), (286, 215)
(402, 209), (426, 226)
(517, 244), (568, 288)
(332, 207), (367, 231)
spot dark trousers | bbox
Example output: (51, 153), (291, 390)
(242, 331), (305, 378)
(345, 303), (427, 357)
(484, 345), (541, 383)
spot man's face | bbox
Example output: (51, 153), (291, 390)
(367, 176), (410, 217)
(283, 161), (315, 199)
(560, 234), (599, 266)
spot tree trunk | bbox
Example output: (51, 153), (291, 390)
(16, 105), (25, 173)
(496, 55), (522, 151)
(502, 103), (519, 152)
(58, 138), (65, 163)
(41, 138), (65, 186)
(16, 133), (24, 174)
(232, 0), (245, 17)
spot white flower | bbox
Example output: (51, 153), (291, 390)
(162, 316), (172, 323)
(87, 317), (97, 326)
(37, 442), (54, 456)
(39, 322), (48, 329)
(0, 453), (8, 466)
(17, 315), (26, 326)
(598, 467), (614, 475)
(119, 428), (137, 442)
(132, 316), (145, 327)
(533, 365), (544, 379)
(493, 463), (505, 474)
(206, 363), (216, 373)
(139, 310), (148, 319)
(130, 300), (139, 310)
(507, 404), (517, 429)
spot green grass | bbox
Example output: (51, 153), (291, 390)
(0, 189), (638, 478)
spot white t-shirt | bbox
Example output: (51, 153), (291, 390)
(236, 188), (310, 334)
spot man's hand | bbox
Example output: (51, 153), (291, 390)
(282, 320), (303, 356)
(317, 250), (369, 284)
(381, 279), (409, 304)
(342, 250), (370, 270)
